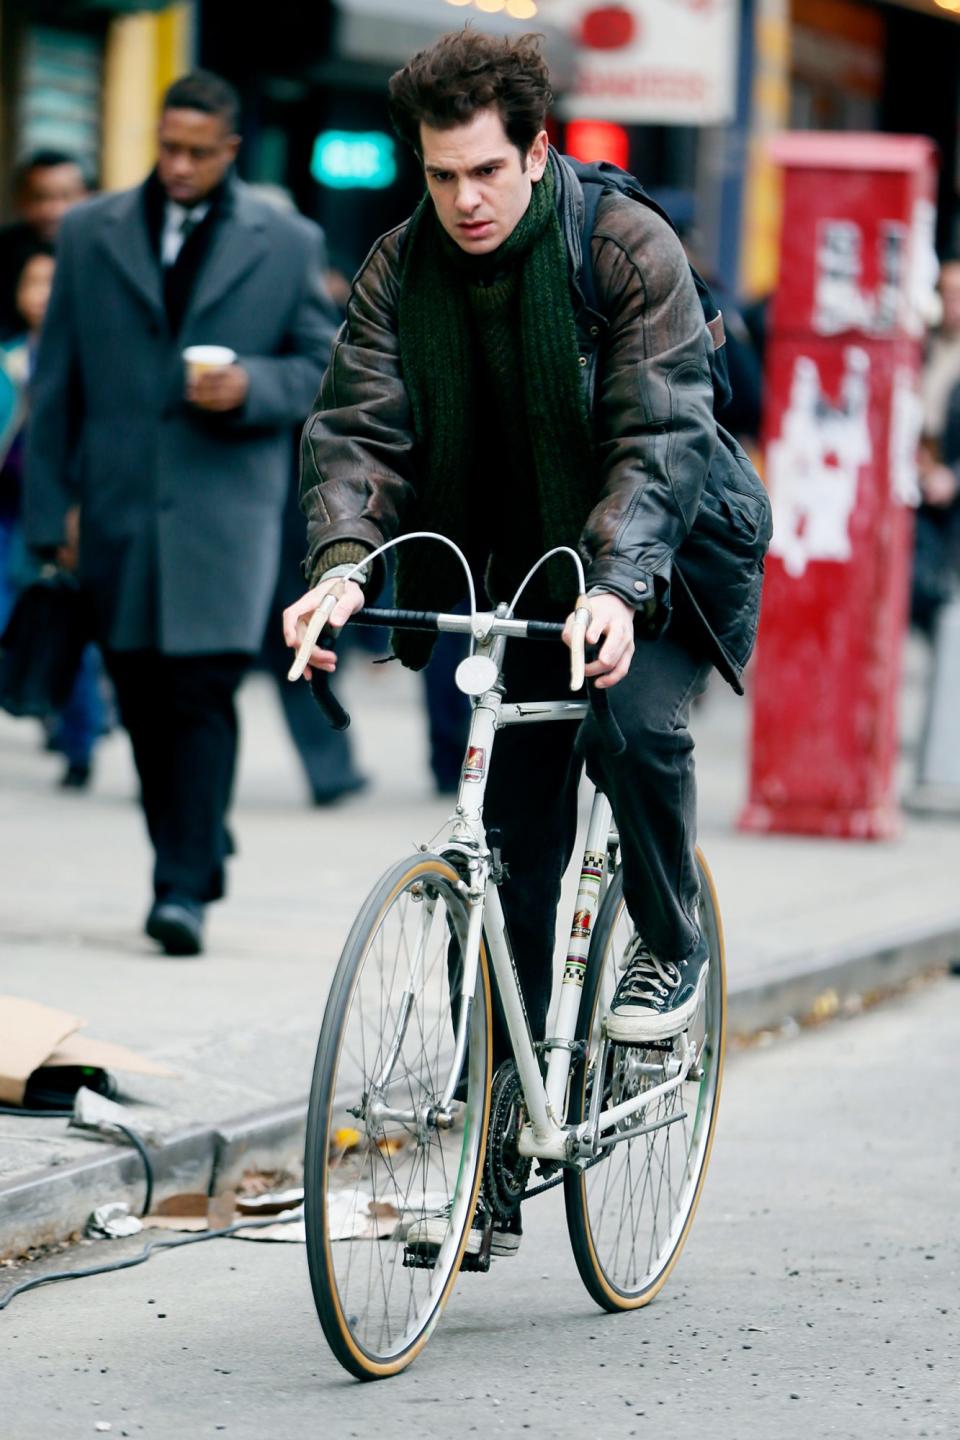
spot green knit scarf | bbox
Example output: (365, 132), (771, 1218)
(395, 162), (596, 668)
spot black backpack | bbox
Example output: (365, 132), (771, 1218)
(565, 157), (733, 417)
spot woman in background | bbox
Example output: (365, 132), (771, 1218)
(0, 247), (109, 788)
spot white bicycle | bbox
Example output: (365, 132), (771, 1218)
(291, 537), (726, 1381)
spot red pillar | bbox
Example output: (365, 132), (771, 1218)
(739, 133), (938, 840)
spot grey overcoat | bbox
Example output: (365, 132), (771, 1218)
(25, 175), (336, 654)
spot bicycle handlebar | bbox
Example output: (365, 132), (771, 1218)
(292, 602), (626, 753)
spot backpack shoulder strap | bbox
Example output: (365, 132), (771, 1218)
(565, 155), (733, 414)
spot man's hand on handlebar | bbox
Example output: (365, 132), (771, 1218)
(563, 592), (635, 690)
(282, 578), (365, 680)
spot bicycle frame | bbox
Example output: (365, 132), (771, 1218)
(374, 608), (697, 1169)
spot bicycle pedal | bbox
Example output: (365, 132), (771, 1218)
(607, 1033), (677, 1051)
(402, 1243), (439, 1270)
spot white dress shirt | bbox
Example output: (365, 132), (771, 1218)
(161, 200), (211, 268)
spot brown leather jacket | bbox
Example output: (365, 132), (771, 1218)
(300, 153), (771, 691)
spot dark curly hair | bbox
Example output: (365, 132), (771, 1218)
(388, 29), (552, 160)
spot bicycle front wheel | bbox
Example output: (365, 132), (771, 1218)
(564, 849), (726, 1311)
(304, 855), (492, 1380)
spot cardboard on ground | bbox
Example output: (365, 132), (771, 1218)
(0, 995), (175, 1105)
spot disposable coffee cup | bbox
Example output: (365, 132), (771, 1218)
(183, 344), (237, 381)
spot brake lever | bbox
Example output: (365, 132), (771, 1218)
(286, 583), (343, 682)
(286, 582), (352, 730)
(568, 595), (591, 692)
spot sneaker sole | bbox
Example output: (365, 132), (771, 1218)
(605, 964), (708, 1044)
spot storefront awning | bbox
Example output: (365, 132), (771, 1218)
(333, 0), (575, 87)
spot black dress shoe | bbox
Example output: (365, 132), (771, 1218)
(310, 774), (369, 807)
(145, 897), (205, 957)
(61, 762), (92, 790)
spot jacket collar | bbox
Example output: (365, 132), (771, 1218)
(184, 177), (268, 325)
(98, 171), (268, 327)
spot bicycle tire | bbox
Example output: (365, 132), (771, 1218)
(304, 854), (492, 1380)
(563, 849), (726, 1311)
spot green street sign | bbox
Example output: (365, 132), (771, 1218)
(311, 131), (397, 190)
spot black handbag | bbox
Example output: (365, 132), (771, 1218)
(0, 567), (93, 717)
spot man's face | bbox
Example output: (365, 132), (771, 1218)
(18, 164), (87, 242)
(420, 108), (548, 256)
(939, 262), (960, 336)
(156, 108), (240, 207)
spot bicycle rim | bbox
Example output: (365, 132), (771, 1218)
(564, 850), (726, 1309)
(305, 856), (492, 1379)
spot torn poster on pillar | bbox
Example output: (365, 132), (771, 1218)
(767, 348), (871, 579)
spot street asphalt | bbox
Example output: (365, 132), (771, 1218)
(3, 972), (957, 1439)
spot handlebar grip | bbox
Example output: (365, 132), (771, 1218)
(309, 667), (351, 732)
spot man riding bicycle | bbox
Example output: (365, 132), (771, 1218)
(284, 30), (771, 1219)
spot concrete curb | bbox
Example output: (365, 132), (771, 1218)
(726, 916), (960, 1034)
(0, 1109), (306, 1262)
(3, 921), (959, 1260)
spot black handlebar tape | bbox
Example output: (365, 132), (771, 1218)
(307, 624), (351, 731)
(353, 607), (566, 639)
(354, 607), (439, 632)
(310, 670), (351, 731)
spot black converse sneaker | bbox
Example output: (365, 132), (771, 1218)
(606, 934), (709, 1043)
(406, 1204), (522, 1260)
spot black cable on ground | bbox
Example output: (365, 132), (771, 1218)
(0, 1107), (155, 1216)
(110, 1123), (154, 1216)
(0, 1106), (73, 1119)
(0, 1213), (302, 1312)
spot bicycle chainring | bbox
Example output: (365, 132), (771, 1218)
(483, 1061), (532, 1221)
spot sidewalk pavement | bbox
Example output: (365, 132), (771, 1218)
(1, 639), (957, 1257)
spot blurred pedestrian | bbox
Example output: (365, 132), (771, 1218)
(0, 150), (88, 338)
(0, 247), (109, 787)
(260, 454), (368, 806)
(245, 184), (367, 806)
(0, 251), (52, 621)
(914, 257), (960, 634)
(24, 70), (336, 956)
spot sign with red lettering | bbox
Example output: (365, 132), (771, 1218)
(552, 0), (738, 125)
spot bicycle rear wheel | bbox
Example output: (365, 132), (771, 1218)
(304, 855), (492, 1380)
(564, 849), (726, 1310)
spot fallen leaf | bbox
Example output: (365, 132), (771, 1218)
(367, 1201), (400, 1220)
(153, 1193), (208, 1218)
(376, 1136), (406, 1156)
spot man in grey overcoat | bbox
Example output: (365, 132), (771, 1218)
(25, 70), (336, 955)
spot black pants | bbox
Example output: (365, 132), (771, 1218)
(485, 628), (711, 1062)
(105, 650), (251, 904)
